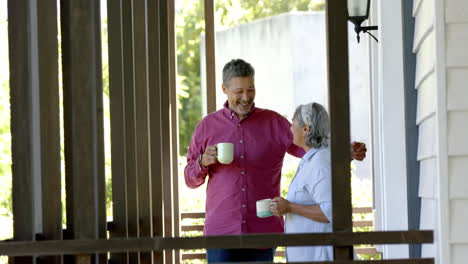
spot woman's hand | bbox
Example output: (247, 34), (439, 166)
(271, 197), (291, 216)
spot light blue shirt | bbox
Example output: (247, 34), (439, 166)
(285, 146), (333, 262)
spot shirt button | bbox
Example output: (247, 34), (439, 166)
(242, 220), (246, 224)
(239, 140), (243, 143)
(240, 155), (244, 159)
(242, 204), (246, 208)
(241, 171), (245, 175)
(242, 188), (246, 191)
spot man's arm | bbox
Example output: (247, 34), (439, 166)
(184, 124), (209, 188)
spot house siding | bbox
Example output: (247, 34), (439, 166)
(448, 156), (468, 199)
(413, 0), (437, 258)
(452, 244), (468, 263)
(446, 0), (468, 256)
(415, 0), (468, 262)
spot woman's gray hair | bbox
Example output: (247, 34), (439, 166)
(292, 102), (329, 148)
(222, 59), (255, 88)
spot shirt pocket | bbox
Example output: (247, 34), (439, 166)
(292, 184), (313, 205)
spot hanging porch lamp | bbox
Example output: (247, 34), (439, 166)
(347, 0), (379, 43)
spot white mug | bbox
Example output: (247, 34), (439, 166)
(256, 198), (273, 218)
(217, 143), (234, 164)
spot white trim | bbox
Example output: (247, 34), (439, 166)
(373, 0), (409, 258)
(434, 0), (450, 263)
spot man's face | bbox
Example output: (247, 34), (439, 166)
(222, 76), (256, 118)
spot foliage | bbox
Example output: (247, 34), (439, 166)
(176, 0), (325, 155)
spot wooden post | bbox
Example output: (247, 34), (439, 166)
(8, 0), (62, 263)
(60, 0), (107, 262)
(147, 0), (164, 263)
(204, 0), (217, 114)
(37, 1), (63, 263)
(132, 0), (153, 263)
(107, 0), (129, 263)
(325, 0), (353, 261)
(160, 0), (174, 263)
(120, 0), (139, 262)
(168, 0), (180, 263)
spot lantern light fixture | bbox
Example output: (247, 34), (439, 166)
(347, 0), (379, 43)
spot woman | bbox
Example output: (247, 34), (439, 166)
(271, 102), (333, 262)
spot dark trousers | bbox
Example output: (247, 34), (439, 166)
(206, 248), (275, 263)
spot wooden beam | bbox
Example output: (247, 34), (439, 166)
(8, 0), (38, 263)
(183, 260), (433, 264)
(37, 1), (63, 263)
(107, 0), (129, 263)
(204, 0), (217, 114)
(132, 0), (153, 263)
(168, 0), (180, 263)
(60, 0), (107, 262)
(8, 0), (63, 263)
(325, 0), (353, 261)
(159, 0), (174, 263)
(0, 231), (433, 256)
(147, 0), (164, 263)
(120, 0), (139, 263)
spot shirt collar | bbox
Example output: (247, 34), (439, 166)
(302, 147), (323, 162)
(222, 100), (257, 120)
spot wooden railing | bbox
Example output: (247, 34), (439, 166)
(180, 207), (380, 261)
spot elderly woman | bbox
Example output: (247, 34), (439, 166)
(271, 102), (333, 262)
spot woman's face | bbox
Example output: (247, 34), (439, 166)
(291, 119), (306, 148)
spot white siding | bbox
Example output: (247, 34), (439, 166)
(413, 0), (434, 52)
(420, 198), (437, 257)
(452, 244), (468, 264)
(415, 32), (435, 88)
(450, 200), (468, 243)
(416, 73), (436, 123)
(413, 0), (440, 260)
(447, 111), (468, 156)
(417, 116), (436, 160)
(446, 23), (468, 67)
(446, 0), (468, 23)
(409, 0), (468, 261)
(419, 158), (437, 198)
(443, 0), (468, 262)
(413, 0), (423, 17)
(447, 68), (468, 111)
(449, 156), (468, 199)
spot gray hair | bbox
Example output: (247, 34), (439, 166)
(222, 59), (255, 88)
(292, 102), (329, 148)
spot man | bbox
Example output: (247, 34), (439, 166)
(184, 59), (366, 263)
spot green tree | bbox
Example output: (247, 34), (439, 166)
(176, 0), (325, 155)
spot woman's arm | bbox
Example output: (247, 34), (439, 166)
(271, 197), (330, 223)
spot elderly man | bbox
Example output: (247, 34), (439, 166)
(184, 59), (366, 263)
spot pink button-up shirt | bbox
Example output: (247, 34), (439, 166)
(184, 102), (304, 235)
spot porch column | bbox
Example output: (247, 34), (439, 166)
(8, 0), (62, 263)
(325, 0), (353, 260)
(204, 0), (217, 114)
(60, 0), (107, 262)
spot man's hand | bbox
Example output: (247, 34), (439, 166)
(200, 145), (218, 168)
(351, 141), (367, 161)
(271, 197), (291, 216)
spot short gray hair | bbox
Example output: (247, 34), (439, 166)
(222, 59), (255, 88)
(292, 102), (329, 148)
